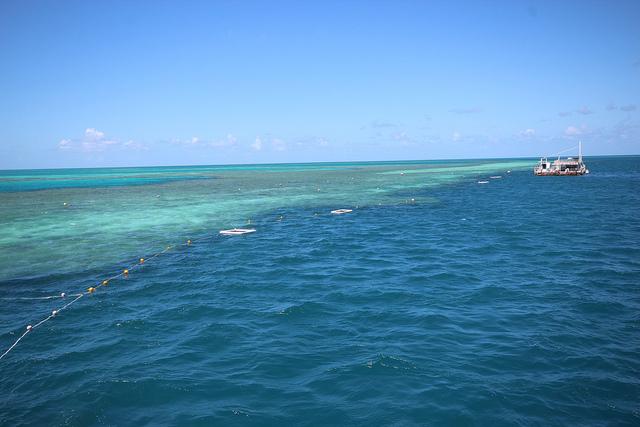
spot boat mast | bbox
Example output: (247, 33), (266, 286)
(579, 141), (582, 163)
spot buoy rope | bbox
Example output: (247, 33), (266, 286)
(1, 295), (71, 301)
(0, 293), (84, 361)
(0, 329), (30, 361)
(0, 238), (201, 302)
(0, 233), (212, 362)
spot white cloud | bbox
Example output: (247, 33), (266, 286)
(58, 139), (72, 150)
(84, 128), (105, 141)
(452, 131), (461, 142)
(289, 136), (330, 147)
(564, 126), (582, 136)
(170, 136), (201, 146)
(520, 128), (536, 137)
(210, 133), (237, 148)
(171, 134), (237, 148)
(123, 140), (149, 150)
(57, 128), (135, 152)
(249, 135), (288, 151)
(251, 137), (263, 151)
(253, 135), (312, 151)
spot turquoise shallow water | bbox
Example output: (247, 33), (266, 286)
(0, 157), (639, 425)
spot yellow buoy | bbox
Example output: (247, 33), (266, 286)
(187, 240), (192, 245)
(87, 287), (95, 293)
(102, 280), (109, 286)
(123, 269), (129, 276)
(139, 258), (144, 264)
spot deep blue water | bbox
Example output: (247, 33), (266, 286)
(0, 157), (639, 425)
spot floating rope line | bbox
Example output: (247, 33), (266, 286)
(0, 234), (213, 362)
(0, 293), (83, 361)
(1, 294), (72, 301)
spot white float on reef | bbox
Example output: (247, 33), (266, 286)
(219, 228), (256, 236)
(331, 209), (353, 215)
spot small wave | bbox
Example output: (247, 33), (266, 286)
(326, 354), (418, 376)
(365, 354), (416, 371)
(278, 301), (326, 317)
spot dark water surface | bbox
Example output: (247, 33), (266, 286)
(0, 157), (639, 425)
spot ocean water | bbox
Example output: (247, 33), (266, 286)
(0, 157), (638, 425)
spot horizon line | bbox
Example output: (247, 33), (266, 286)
(1, 153), (638, 172)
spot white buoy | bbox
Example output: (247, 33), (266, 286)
(477, 180), (489, 184)
(61, 292), (66, 298)
(219, 228), (256, 236)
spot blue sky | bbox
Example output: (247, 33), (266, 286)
(1, 0), (639, 169)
